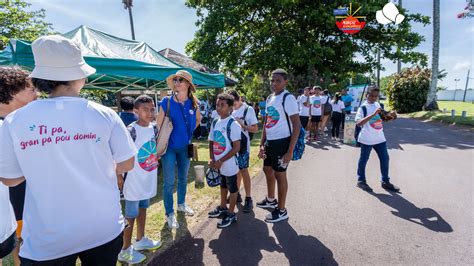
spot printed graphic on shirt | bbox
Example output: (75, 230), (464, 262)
(138, 140), (158, 171)
(312, 99), (321, 108)
(369, 114), (383, 130)
(19, 124), (101, 151)
(265, 106), (280, 128)
(213, 130), (227, 155)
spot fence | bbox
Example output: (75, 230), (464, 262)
(437, 89), (474, 101)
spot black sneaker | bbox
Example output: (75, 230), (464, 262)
(242, 197), (253, 213)
(208, 206), (228, 218)
(226, 192), (243, 204)
(256, 197), (278, 209)
(382, 181), (400, 192)
(264, 207), (288, 223)
(357, 181), (373, 192)
(217, 212), (237, 228)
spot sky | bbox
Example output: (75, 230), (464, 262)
(27, 0), (474, 90)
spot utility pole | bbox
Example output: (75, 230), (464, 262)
(123, 0), (136, 40)
(397, 0), (402, 73)
(463, 69), (470, 102)
(377, 49), (381, 88)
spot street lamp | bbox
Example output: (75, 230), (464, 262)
(123, 0), (136, 40)
(454, 78), (460, 90)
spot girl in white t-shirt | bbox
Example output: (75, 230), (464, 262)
(330, 93), (346, 140)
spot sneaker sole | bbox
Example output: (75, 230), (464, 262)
(118, 256), (146, 264)
(177, 210), (194, 216)
(264, 214), (289, 223)
(208, 213), (225, 218)
(256, 204), (277, 210)
(134, 243), (162, 251)
(217, 219), (237, 228)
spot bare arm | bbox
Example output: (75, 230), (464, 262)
(156, 106), (165, 128)
(0, 176), (25, 187)
(116, 157), (135, 175)
(195, 110), (202, 129)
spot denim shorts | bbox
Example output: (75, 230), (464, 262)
(237, 151), (250, 169)
(124, 199), (150, 219)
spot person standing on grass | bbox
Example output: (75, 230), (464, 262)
(156, 70), (201, 229)
(0, 35), (136, 264)
(208, 93), (241, 228)
(0, 67), (38, 264)
(309, 86), (323, 141)
(118, 96), (138, 126)
(355, 86), (399, 193)
(118, 95), (162, 264)
(228, 90), (258, 213)
(330, 92), (346, 141)
(341, 88), (353, 130)
(297, 87), (311, 132)
(257, 69), (300, 223)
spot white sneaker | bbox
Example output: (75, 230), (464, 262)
(166, 213), (179, 229)
(117, 246), (146, 264)
(177, 204), (195, 216)
(134, 236), (162, 251)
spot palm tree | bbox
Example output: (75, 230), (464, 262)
(425, 0), (440, 110)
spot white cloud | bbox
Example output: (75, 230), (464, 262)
(453, 61), (471, 71)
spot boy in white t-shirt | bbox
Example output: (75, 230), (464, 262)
(118, 95), (162, 264)
(257, 69), (300, 223)
(297, 87), (311, 131)
(208, 93), (241, 228)
(355, 86), (399, 193)
(309, 86), (323, 141)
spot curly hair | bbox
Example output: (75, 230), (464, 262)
(0, 67), (31, 104)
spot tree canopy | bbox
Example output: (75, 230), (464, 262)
(185, 0), (429, 90)
(0, 0), (52, 50)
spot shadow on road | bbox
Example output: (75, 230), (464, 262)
(272, 221), (338, 265)
(306, 138), (342, 150)
(209, 211), (280, 265)
(384, 118), (473, 151)
(370, 191), (453, 233)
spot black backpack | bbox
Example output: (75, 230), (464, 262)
(128, 123), (159, 142)
(323, 96), (332, 116)
(212, 117), (247, 154)
(354, 106), (367, 147)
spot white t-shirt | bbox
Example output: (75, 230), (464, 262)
(331, 100), (346, 113)
(0, 97), (137, 261)
(310, 95), (322, 116)
(297, 95), (311, 117)
(355, 102), (386, 145)
(211, 110), (218, 120)
(123, 122), (158, 201)
(0, 120), (17, 244)
(265, 91), (299, 141)
(208, 116), (241, 176)
(231, 103), (258, 152)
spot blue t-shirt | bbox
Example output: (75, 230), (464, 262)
(259, 101), (266, 116)
(341, 95), (353, 112)
(161, 96), (197, 149)
(119, 112), (138, 126)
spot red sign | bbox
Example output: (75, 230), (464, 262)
(336, 16), (366, 35)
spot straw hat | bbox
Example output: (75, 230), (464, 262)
(166, 70), (196, 91)
(29, 35), (96, 81)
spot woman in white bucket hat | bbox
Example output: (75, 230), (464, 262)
(0, 35), (136, 264)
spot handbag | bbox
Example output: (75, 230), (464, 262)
(156, 97), (173, 156)
(323, 97), (332, 116)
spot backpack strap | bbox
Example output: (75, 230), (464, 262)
(282, 92), (292, 135)
(127, 124), (137, 142)
(153, 125), (159, 139)
(362, 106), (367, 118)
(243, 105), (249, 126)
(226, 118), (235, 148)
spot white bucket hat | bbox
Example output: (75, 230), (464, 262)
(29, 35), (96, 81)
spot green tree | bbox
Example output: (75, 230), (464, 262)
(0, 0), (53, 49)
(185, 1), (429, 90)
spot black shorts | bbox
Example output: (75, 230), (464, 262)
(220, 174), (238, 193)
(0, 232), (16, 259)
(9, 181), (26, 221)
(264, 137), (291, 172)
(299, 116), (309, 129)
(311, 116), (321, 123)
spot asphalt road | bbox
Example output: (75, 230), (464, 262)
(152, 117), (474, 265)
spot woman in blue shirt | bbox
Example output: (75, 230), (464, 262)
(156, 70), (201, 229)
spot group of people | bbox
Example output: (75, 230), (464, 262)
(0, 34), (401, 265)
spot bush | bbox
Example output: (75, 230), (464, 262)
(386, 67), (431, 113)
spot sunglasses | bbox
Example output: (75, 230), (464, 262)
(173, 77), (186, 83)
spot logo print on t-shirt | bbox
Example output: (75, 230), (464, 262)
(369, 114), (383, 130)
(265, 106), (280, 128)
(312, 99), (321, 108)
(138, 140), (158, 171)
(213, 130), (227, 155)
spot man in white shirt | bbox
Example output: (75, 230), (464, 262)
(355, 86), (399, 193)
(228, 90), (258, 213)
(257, 69), (300, 223)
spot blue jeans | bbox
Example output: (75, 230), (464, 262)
(161, 146), (190, 216)
(124, 199), (150, 219)
(357, 142), (390, 182)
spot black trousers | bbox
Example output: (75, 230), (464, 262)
(331, 112), (343, 138)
